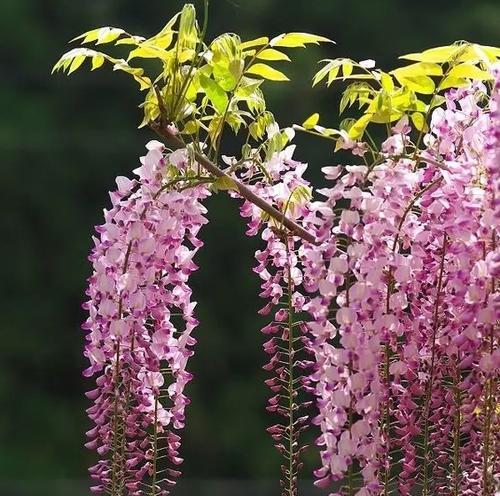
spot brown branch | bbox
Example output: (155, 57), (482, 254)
(153, 124), (317, 245)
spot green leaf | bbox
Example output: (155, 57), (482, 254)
(178, 3), (198, 47)
(302, 113), (320, 129)
(271, 32), (333, 48)
(199, 74), (229, 113)
(256, 49), (291, 62)
(112, 61), (151, 90)
(246, 63), (289, 81)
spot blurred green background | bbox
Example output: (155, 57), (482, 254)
(1, 0), (499, 490)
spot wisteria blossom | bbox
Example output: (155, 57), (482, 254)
(82, 142), (209, 495)
(297, 74), (500, 495)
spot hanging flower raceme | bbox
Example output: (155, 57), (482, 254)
(232, 143), (315, 495)
(82, 141), (209, 495)
(298, 75), (500, 496)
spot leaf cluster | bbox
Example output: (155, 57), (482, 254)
(299, 42), (500, 141)
(53, 4), (331, 167)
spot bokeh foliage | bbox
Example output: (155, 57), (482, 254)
(1, 0), (499, 482)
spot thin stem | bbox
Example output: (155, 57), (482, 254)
(382, 265), (393, 496)
(151, 398), (158, 496)
(286, 239), (296, 496)
(452, 356), (461, 496)
(392, 177), (442, 252)
(110, 341), (122, 496)
(347, 365), (354, 496)
(421, 234), (447, 496)
(482, 233), (496, 496)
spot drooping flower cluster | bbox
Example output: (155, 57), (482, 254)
(298, 75), (500, 496)
(82, 141), (209, 495)
(233, 144), (315, 495)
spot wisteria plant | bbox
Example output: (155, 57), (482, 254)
(53, 2), (499, 495)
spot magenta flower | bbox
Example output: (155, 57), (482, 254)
(82, 142), (209, 494)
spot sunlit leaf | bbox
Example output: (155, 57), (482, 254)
(391, 62), (443, 78)
(438, 75), (469, 90)
(271, 32), (333, 48)
(182, 120), (200, 135)
(200, 74), (229, 113)
(302, 113), (320, 129)
(411, 112), (427, 132)
(241, 36), (269, 50)
(446, 63), (493, 80)
(395, 75), (435, 94)
(380, 72), (395, 92)
(246, 63), (289, 81)
(348, 113), (371, 140)
(256, 49), (291, 62)
(342, 60), (353, 77)
(91, 54), (105, 70)
(71, 27), (125, 45)
(399, 45), (461, 63)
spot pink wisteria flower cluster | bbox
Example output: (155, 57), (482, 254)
(82, 141), (209, 495)
(297, 77), (500, 495)
(236, 144), (314, 495)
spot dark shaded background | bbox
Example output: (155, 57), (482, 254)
(1, 0), (499, 492)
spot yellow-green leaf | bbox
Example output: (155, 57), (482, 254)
(399, 45), (461, 63)
(348, 113), (371, 140)
(72, 27), (125, 45)
(342, 61), (353, 77)
(96, 27), (125, 45)
(200, 74), (228, 113)
(91, 54), (105, 70)
(115, 36), (146, 46)
(256, 48), (291, 62)
(446, 63), (493, 80)
(270, 32), (332, 48)
(182, 120), (200, 135)
(302, 113), (320, 129)
(327, 66), (340, 86)
(411, 112), (427, 132)
(68, 55), (86, 74)
(380, 72), (395, 92)
(392, 62), (443, 78)
(241, 36), (269, 50)
(438, 75), (469, 91)
(246, 63), (289, 81)
(128, 45), (169, 61)
(396, 75), (435, 94)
